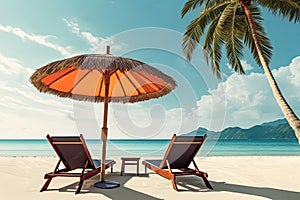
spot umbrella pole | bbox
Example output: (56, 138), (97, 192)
(100, 105), (108, 182)
(94, 71), (120, 189)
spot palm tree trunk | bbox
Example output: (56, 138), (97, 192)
(241, 1), (300, 142)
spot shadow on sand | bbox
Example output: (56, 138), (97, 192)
(211, 181), (300, 200)
(175, 176), (300, 200)
(55, 173), (163, 200)
(47, 173), (300, 200)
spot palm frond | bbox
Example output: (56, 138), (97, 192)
(211, 32), (223, 79)
(203, 18), (219, 64)
(183, 17), (205, 61)
(183, 1), (230, 61)
(205, 0), (231, 8)
(208, 3), (238, 79)
(222, 3), (244, 74)
(181, 0), (205, 17)
(244, 25), (260, 66)
(233, 6), (249, 39)
(256, 0), (300, 22)
(244, 5), (273, 66)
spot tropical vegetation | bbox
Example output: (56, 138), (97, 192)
(181, 0), (300, 142)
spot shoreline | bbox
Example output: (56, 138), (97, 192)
(1, 139), (299, 158)
(0, 156), (299, 199)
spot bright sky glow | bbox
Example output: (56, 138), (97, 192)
(0, 0), (300, 139)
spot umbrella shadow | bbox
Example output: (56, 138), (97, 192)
(175, 176), (300, 199)
(56, 173), (162, 200)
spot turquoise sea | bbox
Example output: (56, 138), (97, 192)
(0, 139), (300, 157)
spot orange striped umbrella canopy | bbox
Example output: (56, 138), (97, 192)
(30, 51), (176, 103)
(30, 47), (176, 188)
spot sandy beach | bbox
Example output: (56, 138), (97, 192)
(0, 156), (299, 200)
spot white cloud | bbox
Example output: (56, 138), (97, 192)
(227, 59), (254, 72)
(0, 24), (73, 56)
(63, 18), (101, 48)
(64, 19), (80, 34)
(81, 32), (101, 46)
(63, 18), (125, 53)
(0, 54), (77, 138)
(196, 56), (300, 131)
(107, 104), (201, 139)
(241, 60), (254, 71)
(0, 53), (33, 75)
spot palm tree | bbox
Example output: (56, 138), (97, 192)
(181, 0), (300, 141)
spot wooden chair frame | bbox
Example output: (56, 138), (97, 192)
(142, 134), (213, 191)
(40, 134), (115, 194)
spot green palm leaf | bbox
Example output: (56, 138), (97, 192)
(181, 0), (205, 17)
(256, 0), (300, 22)
(244, 5), (273, 66)
(203, 18), (218, 64)
(222, 3), (244, 74)
(183, 1), (230, 61)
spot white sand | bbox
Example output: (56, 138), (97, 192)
(0, 156), (300, 200)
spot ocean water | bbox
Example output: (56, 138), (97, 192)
(0, 139), (300, 157)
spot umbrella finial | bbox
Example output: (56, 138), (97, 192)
(106, 46), (110, 54)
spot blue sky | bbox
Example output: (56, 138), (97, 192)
(1, 0), (300, 139)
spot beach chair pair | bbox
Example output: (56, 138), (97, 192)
(41, 134), (212, 194)
(40, 134), (115, 194)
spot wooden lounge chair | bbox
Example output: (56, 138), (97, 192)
(40, 134), (116, 194)
(142, 134), (213, 191)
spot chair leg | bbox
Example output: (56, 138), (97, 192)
(171, 179), (178, 191)
(192, 159), (213, 190)
(76, 161), (89, 194)
(75, 180), (84, 194)
(171, 176), (178, 191)
(121, 160), (125, 176)
(40, 178), (52, 192)
(202, 177), (213, 190)
(137, 161), (139, 176)
(40, 159), (61, 192)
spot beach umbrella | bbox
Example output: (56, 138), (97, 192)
(30, 46), (176, 189)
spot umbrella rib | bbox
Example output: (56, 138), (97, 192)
(98, 76), (104, 97)
(46, 68), (77, 87)
(68, 69), (93, 93)
(121, 71), (142, 95)
(115, 72), (127, 97)
(135, 71), (162, 90)
(109, 69), (118, 76)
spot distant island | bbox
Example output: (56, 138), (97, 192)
(183, 119), (297, 140)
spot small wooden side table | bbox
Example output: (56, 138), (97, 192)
(120, 157), (140, 176)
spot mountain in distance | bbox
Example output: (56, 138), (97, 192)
(260, 118), (287, 127)
(183, 118), (297, 140)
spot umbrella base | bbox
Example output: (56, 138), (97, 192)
(94, 181), (120, 189)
